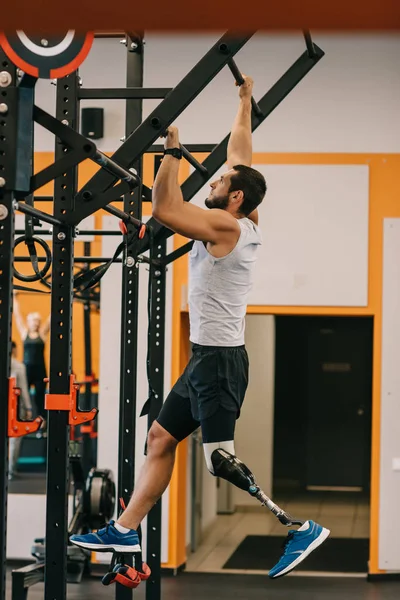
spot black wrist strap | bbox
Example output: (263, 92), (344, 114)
(163, 147), (183, 159)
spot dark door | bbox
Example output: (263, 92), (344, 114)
(306, 317), (373, 490)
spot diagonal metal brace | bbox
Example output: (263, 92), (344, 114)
(138, 41), (325, 253)
(63, 32), (256, 225)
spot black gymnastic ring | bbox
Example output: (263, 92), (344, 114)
(13, 236), (52, 283)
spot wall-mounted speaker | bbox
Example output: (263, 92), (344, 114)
(81, 107), (104, 140)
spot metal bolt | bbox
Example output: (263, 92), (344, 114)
(17, 69), (24, 78)
(0, 103), (8, 114)
(130, 42), (138, 50)
(78, 77), (83, 87)
(0, 72), (12, 87)
(51, 79), (57, 86)
(57, 232), (66, 241)
(154, 270), (161, 277)
(41, 39), (49, 47)
(74, 227), (79, 236)
(125, 256), (135, 267)
(119, 38), (127, 45)
(0, 203), (8, 219)
(62, 119), (69, 126)
(120, 135), (126, 142)
(0, 177), (6, 188)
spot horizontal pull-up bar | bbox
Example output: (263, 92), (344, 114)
(13, 201), (64, 228)
(227, 59), (263, 119)
(104, 204), (144, 231)
(180, 144), (208, 176)
(160, 133), (208, 176)
(92, 152), (140, 188)
(79, 88), (173, 100)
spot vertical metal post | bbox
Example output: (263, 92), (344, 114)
(145, 157), (167, 600)
(44, 72), (79, 600)
(0, 52), (17, 600)
(116, 34), (144, 600)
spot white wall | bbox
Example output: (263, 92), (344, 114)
(7, 494), (73, 559)
(379, 219), (400, 571)
(35, 38), (128, 152)
(34, 33), (400, 154)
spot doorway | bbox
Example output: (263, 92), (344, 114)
(273, 315), (373, 494)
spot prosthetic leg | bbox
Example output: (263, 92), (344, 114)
(211, 449), (304, 527)
(211, 449), (330, 578)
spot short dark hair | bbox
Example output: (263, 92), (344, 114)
(229, 165), (267, 217)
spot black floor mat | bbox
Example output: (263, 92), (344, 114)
(223, 536), (369, 573)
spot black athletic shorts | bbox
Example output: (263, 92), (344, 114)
(157, 344), (249, 443)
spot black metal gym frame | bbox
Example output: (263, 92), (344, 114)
(43, 72), (80, 600)
(115, 32), (144, 600)
(143, 155), (166, 600)
(60, 32), (255, 225)
(0, 52), (17, 600)
(0, 29), (325, 600)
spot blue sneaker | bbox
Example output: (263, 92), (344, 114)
(269, 520), (330, 578)
(70, 520), (141, 553)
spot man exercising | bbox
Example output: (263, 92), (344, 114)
(71, 75), (329, 578)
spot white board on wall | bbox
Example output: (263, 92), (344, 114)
(250, 164), (370, 306)
(190, 163), (369, 307)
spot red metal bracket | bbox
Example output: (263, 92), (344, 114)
(45, 374), (98, 426)
(8, 378), (43, 438)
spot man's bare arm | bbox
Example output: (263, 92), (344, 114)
(227, 75), (253, 170)
(152, 127), (239, 242)
(227, 76), (258, 225)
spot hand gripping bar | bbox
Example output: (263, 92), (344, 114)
(227, 59), (263, 119)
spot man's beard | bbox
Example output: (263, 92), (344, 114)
(205, 193), (230, 210)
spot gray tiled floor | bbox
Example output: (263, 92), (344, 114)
(186, 493), (370, 574)
(6, 572), (399, 600)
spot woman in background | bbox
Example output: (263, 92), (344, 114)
(13, 292), (50, 423)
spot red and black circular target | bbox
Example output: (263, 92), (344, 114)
(0, 31), (94, 79)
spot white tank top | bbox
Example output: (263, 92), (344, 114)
(188, 217), (262, 346)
